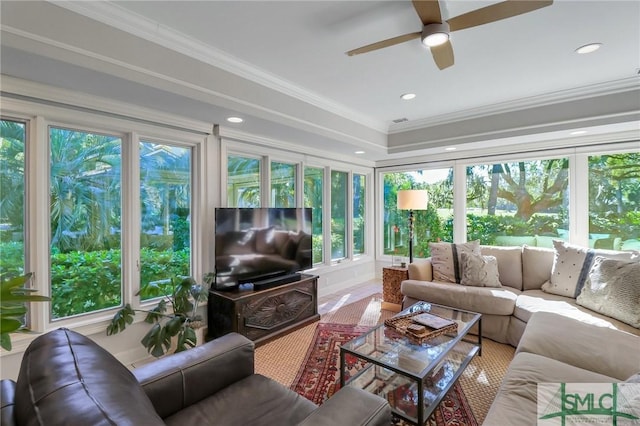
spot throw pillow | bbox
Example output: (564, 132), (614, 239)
(541, 240), (639, 298)
(429, 241), (481, 283)
(626, 373), (640, 383)
(576, 256), (640, 328)
(460, 252), (501, 287)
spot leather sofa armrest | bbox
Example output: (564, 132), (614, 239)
(1, 380), (17, 426)
(133, 332), (254, 419)
(297, 387), (390, 426)
(408, 259), (433, 281)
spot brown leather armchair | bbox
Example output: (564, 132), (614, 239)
(0, 328), (390, 426)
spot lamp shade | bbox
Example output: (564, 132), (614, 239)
(397, 189), (429, 210)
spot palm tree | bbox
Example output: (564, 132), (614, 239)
(49, 128), (122, 252)
(0, 120), (26, 237)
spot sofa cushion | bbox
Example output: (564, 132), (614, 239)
(460, 252), (501, 287)
(407, 260), (433, 281)
(516, 312), (640, 380)
(15, 328), (164, 426)
(521, 245), (554, 290)
(480, 246), (523, 290)
(429, 241), (480, 283)
(401, 279), (518, 316)
(576, 257), (640, 328)
(483, 352), (616, 426)
(164, 374), (316, 426)
(542, 240), (639, 298)
(513, 289), (640, 337)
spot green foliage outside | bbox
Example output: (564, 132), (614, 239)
(0, 242), (190, 319)
(384, 155), (640, 259)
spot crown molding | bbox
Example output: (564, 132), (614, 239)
(389, 77), (640, 134)
(219, 127), (376, 168)
(0, 75), (214, 134)
(376, 129), (640, 169)
(52, 0), (387, 134)
(388, 109), (640, 154)
(2, 24), (386, 150)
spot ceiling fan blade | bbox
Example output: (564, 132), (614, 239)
(447, 0), (553, 32)
(346, 32), (421, 56)
(430, 40), (454, 70)
(412, 0), (443, 25)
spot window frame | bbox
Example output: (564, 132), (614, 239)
(1, 97), (210, 344)
(221, 139), (374, 268)
(376, 142), (639, 261)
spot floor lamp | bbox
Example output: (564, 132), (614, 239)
(397, 189), (429, 265)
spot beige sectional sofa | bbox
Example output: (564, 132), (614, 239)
(400, 244), (640, 425)
(483, 312), (640, 425)
(401, 245), (640, 347)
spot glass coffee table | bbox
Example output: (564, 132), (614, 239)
(339, 302), (481, 425)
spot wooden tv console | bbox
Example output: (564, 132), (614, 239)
(207, 274), (319, 345)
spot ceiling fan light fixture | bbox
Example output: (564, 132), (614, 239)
(422, 22), (450, 47)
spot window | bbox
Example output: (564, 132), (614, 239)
(0, 119), (27, 277)
(466, 159), (569, 248)
(139, 142), (192, 300)
(330, 171), (347, 260)
(49, 126), (122, 319)
(382, 169), (453, 260)
(271, 161), (295, 207)
(304, 166), (324, 264)
(227, 155), (260, 207)
(589, 152), (640, 251)
(353, 173), (365, 255)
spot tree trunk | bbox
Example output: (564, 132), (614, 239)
(488, 164), (501, 215)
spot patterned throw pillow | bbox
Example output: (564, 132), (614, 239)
(460, 252), (501, 287)
(429, 241), (481, 283)
(541, 240), (639, 298)
(576, 257), (640, 328)
(626, 373), (640, 383)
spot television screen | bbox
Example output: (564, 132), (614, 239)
(213, 208), (312, 290)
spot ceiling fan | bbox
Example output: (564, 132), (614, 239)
(346, 0), (553, 70)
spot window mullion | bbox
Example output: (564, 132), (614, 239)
(30, 116), (49, 331)
(123, 132), (140, 309)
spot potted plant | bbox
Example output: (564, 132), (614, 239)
(1, 272), (50, 351)
(107, 275), (209, 357)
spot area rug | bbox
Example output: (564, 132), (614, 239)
(290, 322), (478, 426)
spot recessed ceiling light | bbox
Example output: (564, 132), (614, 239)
(445, 147), (457, 151)
(570, 130), (588, 135)
(575, 43), (602, 54)
(400, 93), (416, 100)
(354, 150), (365, 154)
(226, 116), (244, 123)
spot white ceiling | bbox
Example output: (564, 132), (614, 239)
(111, 0), (640, 124)
(1, 1), (639, 162)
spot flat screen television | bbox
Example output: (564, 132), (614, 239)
(213, 207), (312, 291)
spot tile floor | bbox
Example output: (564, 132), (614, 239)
(317, 279), (383, 315)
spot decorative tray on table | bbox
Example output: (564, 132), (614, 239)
(384, 311), (458, 344)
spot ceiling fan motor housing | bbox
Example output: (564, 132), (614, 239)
(421, 22), (450, 47)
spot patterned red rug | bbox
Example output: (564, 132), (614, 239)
(291, 322), (478, 426)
